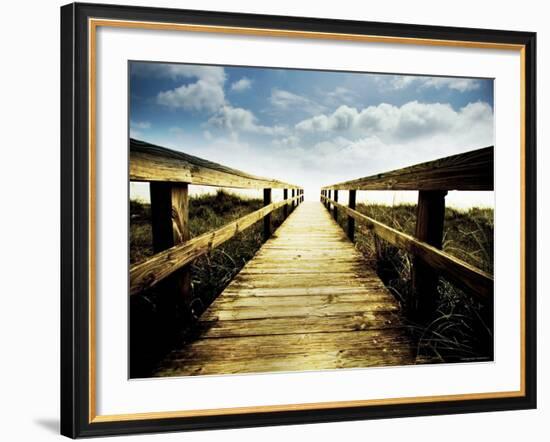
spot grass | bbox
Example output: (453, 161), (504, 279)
(130, 193), (494, 376)
(129, 190), (287, 377)
(335, 203), (494, 363)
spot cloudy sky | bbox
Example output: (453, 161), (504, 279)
(129, 61), (494, 208)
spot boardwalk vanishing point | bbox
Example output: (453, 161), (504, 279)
(155, 202), (414, 376)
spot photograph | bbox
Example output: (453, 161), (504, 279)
(128, 61), (495, 379)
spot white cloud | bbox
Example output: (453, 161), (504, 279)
(295, 101), (493, 143)
(208, 105), (287, 135)
(272, 135), (300, 148)
(157, 79), (225, 113)
(231, 77), (252, 92)
(129, 120), (151, 139)
(269, 89), (325, 115)
(420, 77), (481, 92)
(155, 65), (227, 113)
(324, 87), (355, 106)
(130, 120), (151, 130)
(393, 76), (416, 90)
(377, 75), (481, 93)
(132, 63), (226, 84)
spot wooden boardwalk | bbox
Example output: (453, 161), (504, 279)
(154, 202), (414, 377)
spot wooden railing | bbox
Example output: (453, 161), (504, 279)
(321, 146), (494, 322)
(129, 139), (303, 301)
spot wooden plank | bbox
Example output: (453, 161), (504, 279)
(200, 302), (399, 321)
(322, 146), (493, 191)
(197, 312), (404, 338)
(221, 285), (388, 297)
(130, 138), (299, 189)
(208, 293), (398, 309)
(155, 329), (413, 376)
(129, 194), (300, 295)
(323, 197), (493, 300)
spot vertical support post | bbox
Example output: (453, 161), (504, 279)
(283, 188), (288, 218)
(263, 188), (272, 241)
(327, 190), (332, 210)
(411, 190), (447, 322)
(347, 189), (356, 241)
(333, 190), (339, 221)
(321, 190), (324, 202)
(150, 182), (191, 308)
(291, 189), (295, 210)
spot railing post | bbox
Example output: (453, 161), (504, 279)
(333, 190), (339, 221)
(263, 188), (272, 240)
(327, 190), (331, 210)
(283, 188), (288, 218)
(347, 189), (356, 241)
(149, 182), (191, 309)
(411, 190), (447, 322)
(291, 189), (295, 210)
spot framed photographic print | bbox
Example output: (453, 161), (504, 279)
(60, 2), (537, 438)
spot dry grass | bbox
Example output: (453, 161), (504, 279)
(129, 190), (287, 377)
(336, 203), (494, 363)
(130, 194), (494, 376)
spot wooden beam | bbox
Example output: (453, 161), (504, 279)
(130, 194), (301, 296)
(263, 188), (272, 241)
(283, 189), (288, 218)
(411, 190), (447, 321)
(130, 138), (299, 189)
(322, 146), (494, 191)
(149, 182), (191, 307)
(324, 197), (493, 301)
(347, 190), (356, 241)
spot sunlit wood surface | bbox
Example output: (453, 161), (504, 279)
(154, 202), (414, 377)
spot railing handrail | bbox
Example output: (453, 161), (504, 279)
(321, 146), (494, 191)
(130, 138), (301, 189)
(320, 194), (493, 301)
(129, 140), (304, 297)
(130, 194), (302, 295)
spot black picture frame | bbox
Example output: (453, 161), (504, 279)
(61, 2), (537, 438)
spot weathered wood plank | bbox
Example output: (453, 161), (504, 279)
(155, 329), (413, 376)
(322, 146), (494, 191)
(130, 138), (300, 189)
(197, 312), (404, 338)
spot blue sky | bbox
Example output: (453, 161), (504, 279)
(129, 61), (494, 207)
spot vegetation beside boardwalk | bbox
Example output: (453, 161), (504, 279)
(130, 192), (494, 376)
(130, 191), (286, 377)
(336, 203), (494, 364)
